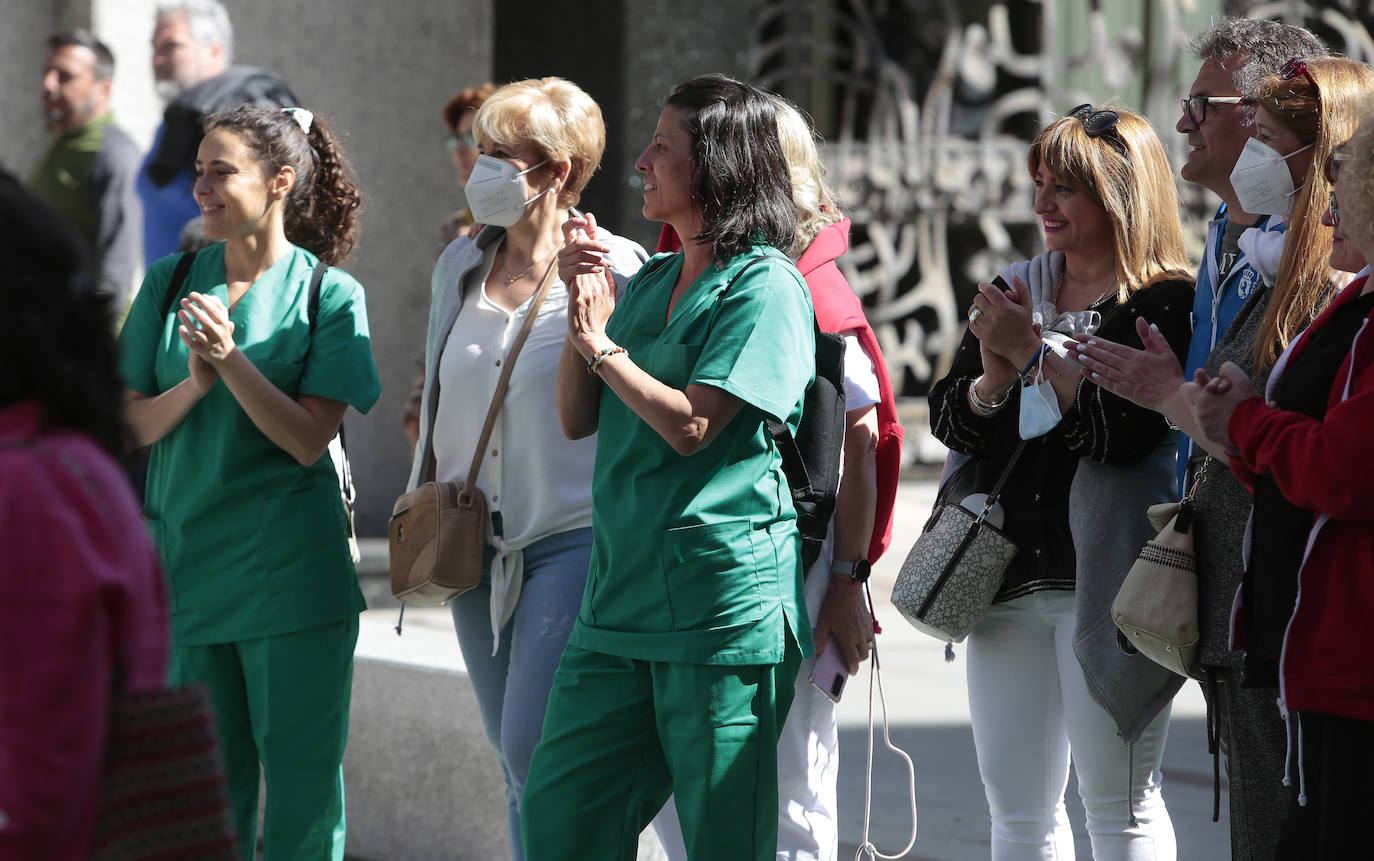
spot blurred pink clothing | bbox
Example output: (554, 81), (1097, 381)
(0, 400), (168, 861)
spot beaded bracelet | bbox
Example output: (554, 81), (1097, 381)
(586, 345), (627, 375)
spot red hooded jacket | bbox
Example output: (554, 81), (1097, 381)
(1227, 274), (1374, 720)
(655, 221), (903, 561)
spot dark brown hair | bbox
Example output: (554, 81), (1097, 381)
(442, 83), (497, 133)
(204, 105), (362, 265)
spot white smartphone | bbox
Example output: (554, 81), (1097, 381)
(809, 636), (849, 703)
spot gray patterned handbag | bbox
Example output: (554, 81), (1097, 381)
(891, 440), (1026, 643)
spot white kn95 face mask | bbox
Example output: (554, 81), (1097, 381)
(464, 154), (550, 227)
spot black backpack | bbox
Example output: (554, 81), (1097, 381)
(144, 250), (358, 548)
(704, 251), (848, 573)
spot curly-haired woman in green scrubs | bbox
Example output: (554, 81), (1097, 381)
(521, 74), (815, 861)
(118, 105), (380, 861)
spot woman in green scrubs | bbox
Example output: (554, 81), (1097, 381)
(118, 106), (380, 861)
(520, 74), (815, 861)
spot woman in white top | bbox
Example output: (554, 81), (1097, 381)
(404, 77), (646, 861)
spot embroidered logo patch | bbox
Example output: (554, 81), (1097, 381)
(1237, 267), (1258, 301)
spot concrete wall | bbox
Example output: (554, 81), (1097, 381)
(1, 0), (492, 536)
(1, 0), (759, 536)
(0, 1), (64, 175)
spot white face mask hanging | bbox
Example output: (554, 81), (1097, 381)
(1229, 136), (1313, 216)
(464, 154), (551, 227)
(1019, 348), (1063, 440)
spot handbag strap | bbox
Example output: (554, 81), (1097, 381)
(972, 438), (1028, 523)
(455, 255), (560, 491)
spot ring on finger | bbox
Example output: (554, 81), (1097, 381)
(969, 307), (983, 324)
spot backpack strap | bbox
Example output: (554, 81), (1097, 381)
(307, 259), (328, 335)
(160, 248), (200, 320)
(303, 260), (354, 501)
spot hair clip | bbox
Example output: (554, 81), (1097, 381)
(282, 107), (314, 135)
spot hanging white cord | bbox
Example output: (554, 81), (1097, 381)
(854, 629), (918, 860)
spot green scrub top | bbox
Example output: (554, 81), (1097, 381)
(567, 246), (816, 666)
(119, 243), (381, 645)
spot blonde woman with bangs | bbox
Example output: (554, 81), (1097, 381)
(928, 105), (1194, 859)
(405, 77), (647, 861)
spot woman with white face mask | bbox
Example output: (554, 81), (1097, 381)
(929, 106), (1196, 859)
(404, 77), (647, 861)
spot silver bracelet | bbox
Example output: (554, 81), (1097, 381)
(967, 376), (1010, 416)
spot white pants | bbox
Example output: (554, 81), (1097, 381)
(967, 591), (1176, 861)
(653, 542), (840, 861)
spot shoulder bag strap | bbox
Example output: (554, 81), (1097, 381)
(454, 256), (560, 491)
(975, 438), (1029, 523)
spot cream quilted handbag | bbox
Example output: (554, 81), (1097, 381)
(891, 440), (1026, 643)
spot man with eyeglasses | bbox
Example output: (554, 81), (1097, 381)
(138, 0), (297, 265)
(1076, 17), (1328, 861)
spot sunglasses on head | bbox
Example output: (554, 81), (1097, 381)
(1280, 57), (1320, 91)
(1065, 104), (1127, 156)
(1180, 95), (1252, 126)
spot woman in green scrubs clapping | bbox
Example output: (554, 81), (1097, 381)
(118, 105), (380, 861)
(521, 74), (815, 861)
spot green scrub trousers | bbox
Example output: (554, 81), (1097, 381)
(170, 617), (358, 861)
(521, 639), (802, 861)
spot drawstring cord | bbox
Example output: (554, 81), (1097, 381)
(1295, 713), (1308, 807)
(854, 632), (918, 861)
(1279, 701), (1307, 805)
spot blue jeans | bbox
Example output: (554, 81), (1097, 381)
(450, 527), (592, 861)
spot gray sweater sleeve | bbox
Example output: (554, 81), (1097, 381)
(90, 125), (143, 309)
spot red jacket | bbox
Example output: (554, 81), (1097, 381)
(1228, 275), (1374, 720)
(655, 222), (903, 561)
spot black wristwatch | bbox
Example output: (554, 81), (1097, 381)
(830, 558), (871, 584)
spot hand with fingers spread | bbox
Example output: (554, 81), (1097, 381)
(968, 277), (1040, 367)
(562, 212), (618, 360)
(1070, 316), (1181, 411)
(177, 291), (237, 363)
(1180, 362), (1258, 458)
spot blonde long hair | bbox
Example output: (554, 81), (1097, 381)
(1028, 107), (1194, 302)
(1249, 57), (1374, 368)
(771, 96), (843, 257)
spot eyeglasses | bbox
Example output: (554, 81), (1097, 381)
(1180, 95), (1252, 126)
(446, 130), (476, 152)
(1324, 147), (1350, 185)
(1066, 103), (1127, 156)
(1329, 190), (1341, 226)
(1280, 57), (1319, 91)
